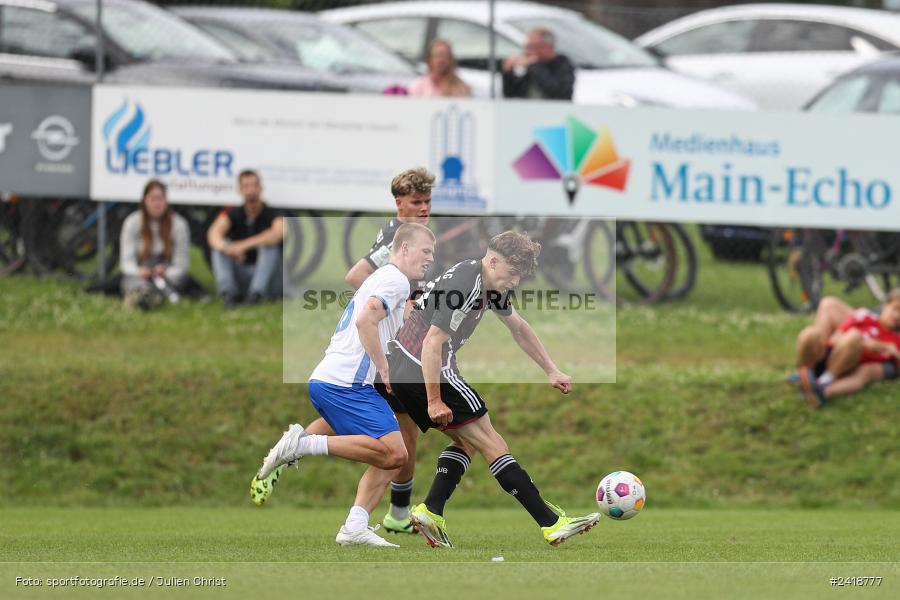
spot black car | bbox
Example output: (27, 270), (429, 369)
(0, 0), (346, 92)
(173, 7), (417, 94)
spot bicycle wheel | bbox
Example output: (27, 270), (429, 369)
(766, 228), (825, 313)
(284, 210), (326, 286)
(341, 212), (394, 270)
(582, 219), (616, 302)
(0, 197), (26, 277)
(616, 221), (677, 305)
(664, 223), (698, 301)
(850, 231), (900, 304)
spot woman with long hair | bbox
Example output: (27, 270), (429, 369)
(119, 179), (190, 308)
(409, 39), (472, 98)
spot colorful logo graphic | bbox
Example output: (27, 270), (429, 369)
(103, 100), (151, 163)
(512, 116), (631, 205)
(101, 98), (233, 178)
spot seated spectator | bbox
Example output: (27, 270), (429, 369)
(790, 291), (900, 408)
(409, 39), (472, 98)
(207, 169), (284, 307)
(119, 180), (190, 309)
(502, 27), (575, 100)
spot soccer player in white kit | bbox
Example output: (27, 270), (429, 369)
(251, 223), (434, 547)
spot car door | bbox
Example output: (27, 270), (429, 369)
(0, 4), (97, 84)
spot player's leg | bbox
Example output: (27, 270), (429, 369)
(799, 329), (866, 408)
(824, 362), (888, 399)
(794, 296), (852, 369)
(444, 414), (601, 546)
(335, 430), (406, 548)
(383, 413), (419, 534)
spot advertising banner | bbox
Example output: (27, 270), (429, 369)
(0, 84), (91, 198)
(91, 86), (495, 213)
(496, 103), (900, 230)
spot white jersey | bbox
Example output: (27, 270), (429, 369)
(310, 263), (410, 387)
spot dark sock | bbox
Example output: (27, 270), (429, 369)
(490, 454), (557, 527)
(390, 478), (414, 510)
(423, 446), (470, 515)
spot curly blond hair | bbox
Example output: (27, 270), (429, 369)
(391, 167), (435, 198)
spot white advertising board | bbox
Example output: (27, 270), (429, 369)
(91, 86), (495, 213)
(495, 103), (900, 230)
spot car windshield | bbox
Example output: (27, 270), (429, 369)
(807, 75), (873, 113)
(71, 2), (236, 62)
(262, 19), (416, 75)
(507, 16), (657, 69)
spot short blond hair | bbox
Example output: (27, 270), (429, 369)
(887, 287), (900, 305)
(392, 222), (435, 252)
(391, 167), (435, 198)
(488, 231), (541, 276)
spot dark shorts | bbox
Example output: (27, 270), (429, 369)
(387, 349), (488, 433)
(813, 348), (833, 378)
(373, 374), (406, 414)
(882, 361), (899, 381)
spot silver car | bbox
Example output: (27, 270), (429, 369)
(174, 7), (418, 95)
(322, 0), (755, 108)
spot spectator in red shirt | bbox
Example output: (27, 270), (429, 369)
(791, 289), (900, 408)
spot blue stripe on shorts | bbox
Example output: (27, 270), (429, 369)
(308, 380), (399, 438)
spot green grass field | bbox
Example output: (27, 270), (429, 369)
(2, 223), (899, 599)
(3, 508), (900, 599)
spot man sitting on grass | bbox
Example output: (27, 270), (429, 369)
(790, 289), (900, 408)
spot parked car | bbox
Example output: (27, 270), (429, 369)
(322, 0), (755, 108)
(0, 0), (346, 91)
(173, 7), (418, 94)
(806, 55), (900, 113)
(635, 3), (900, 110)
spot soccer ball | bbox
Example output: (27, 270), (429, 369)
(596, 471), (645, 520)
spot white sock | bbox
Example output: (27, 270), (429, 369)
(817, 371), (835, 387)
(300, 434), (329, 456)
(389, 504), (409, 520)
(344, 506), (369, 532)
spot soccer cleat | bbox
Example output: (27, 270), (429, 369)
(541, 502), (602, 547)
(382, 511), (416, 534)
(336, 524), (399, 548)
(797, 367), (827, 409)
(250, 465), (284, 507)
(257, 423), (310, 480)
(409, 503), (453, 548)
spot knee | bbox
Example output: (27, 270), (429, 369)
(381, 445), (408, 470)
(839, 329), (865, 349)
(797, 326), (823, 348)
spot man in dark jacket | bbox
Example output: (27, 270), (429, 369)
(502, 27), (575, 100)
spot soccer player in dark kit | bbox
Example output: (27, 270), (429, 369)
(387, 230), (601, 547)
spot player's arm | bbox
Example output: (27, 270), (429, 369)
(345, 259), (375, 289)
(422, 325), (453, 425)
(497, 307), (572, 394)
(355, 296), (392, 392)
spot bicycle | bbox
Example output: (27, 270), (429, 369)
(767, 227), (900, 313)
(0, 194), (26, 277)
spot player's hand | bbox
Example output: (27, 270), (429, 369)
(379, 368), (393, 395)
(428, 399), (453, 426)
(138, 266), (152, 279)
(152, 264), (166, 278)
(549, 370), (572, 394)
